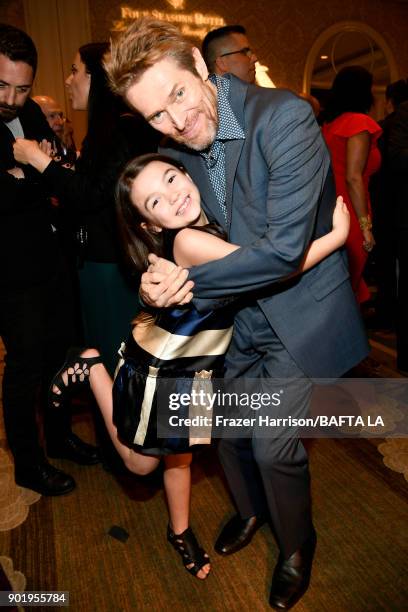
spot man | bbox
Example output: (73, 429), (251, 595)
(202, 24), (258, 84)
(370, 80), (408, 333)
(388, 95), (408, 374)
(106, 19), (368, 609)
(0, 24), (98, 496)
(32, 94), (65, 138)
(32, 94), (76, 162)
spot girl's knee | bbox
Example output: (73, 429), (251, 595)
(164, 453), (192, 470)
(124, 453), (160, 475)
(81, 348), (100, 359)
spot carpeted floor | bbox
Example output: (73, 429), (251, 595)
(0, 336), (407, 611)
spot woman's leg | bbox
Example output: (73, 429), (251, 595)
(164, 453), (210, 579)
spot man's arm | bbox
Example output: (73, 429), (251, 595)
(143, 98), (331, 307)
(0, 170), (41, 213)
(0, 99), (56, 214)
(187, 99), (330, 298)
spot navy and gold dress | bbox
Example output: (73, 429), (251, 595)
(112, 228), (233, 455)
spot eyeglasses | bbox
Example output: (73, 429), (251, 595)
(219, 47), (254, 58)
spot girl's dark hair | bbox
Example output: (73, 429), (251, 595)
(324, 65), (374, 123)
(116, 153), (188, 272)
(78, 42), (126, 171)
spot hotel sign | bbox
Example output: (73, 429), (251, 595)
(113, 4), (226, 39)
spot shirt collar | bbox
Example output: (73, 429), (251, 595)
(209, 74), (245, 142)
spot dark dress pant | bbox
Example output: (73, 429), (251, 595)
(397, 229), (408, 369)
(218, 305), (314, 559)
(0, 264), (76, 468)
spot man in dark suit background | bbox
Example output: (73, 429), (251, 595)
(389, 96), (408, 374)
(0, 24), (98, 496)
(106, 19), (368, 609)
(370, 79), (408, 331)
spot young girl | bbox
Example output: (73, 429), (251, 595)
(49, 153), (350, 581)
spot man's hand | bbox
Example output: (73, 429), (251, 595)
(140, 253), (194, 307)
(13, 138), (41, 164)
(13, 138), (52, 173)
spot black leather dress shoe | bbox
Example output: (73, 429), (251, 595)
(15, 461), (76, 496)
(215, 514), (265, 555)
(47, 433), (101, 465)
(269, 531), (317, 610)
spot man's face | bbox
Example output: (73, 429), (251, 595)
(215, 33), (257, 84)
(0, 53), (33, 122)
(126, 53), (218, 152)
(43, 103), (64, 135)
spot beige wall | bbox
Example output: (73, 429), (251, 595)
(89, 0), (408, 92)
(1, 0), (408, 105)
(0, 0), (26, 30)
(0, 0), (90, 145)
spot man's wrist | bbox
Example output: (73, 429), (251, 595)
(138, 289), (157, 314)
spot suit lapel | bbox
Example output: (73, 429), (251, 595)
(225, 138), (245, 227)
(0, 121), (16, 169)
(224, 76), (247, 228)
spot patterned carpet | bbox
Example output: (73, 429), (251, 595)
(0, 335), (407, 611)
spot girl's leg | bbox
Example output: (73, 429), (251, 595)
(164, 453), (192, 534)
(164, 453), (210, 579)
(54, 349), (161, 475)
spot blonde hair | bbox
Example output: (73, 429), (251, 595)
(105, 18), (198, 97)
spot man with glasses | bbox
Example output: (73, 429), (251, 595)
(202, 25), (258, 84)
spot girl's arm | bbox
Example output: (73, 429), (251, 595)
(299, 196), (349, 271)
(174, 197), (349, 271)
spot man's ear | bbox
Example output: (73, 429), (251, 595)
(141, 221), (162, 233)
(192, 47), (209, 81)
(214, 56), (227, 75)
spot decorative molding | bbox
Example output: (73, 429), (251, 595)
(303, 21), (399, 94)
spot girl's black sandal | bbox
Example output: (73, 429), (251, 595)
(49, 347), (103, 408)
(167, 525), (210, 578)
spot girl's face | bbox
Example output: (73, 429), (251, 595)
(131, 161), (202, 231)
(65, 52), (90, 111)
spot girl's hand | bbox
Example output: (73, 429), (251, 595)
(332, 196), (350, 245)
(362, 228), (375, 253)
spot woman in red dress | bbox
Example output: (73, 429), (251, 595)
(322, 66), (382, 303)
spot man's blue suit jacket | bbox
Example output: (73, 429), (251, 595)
(161, 75), (369, 378)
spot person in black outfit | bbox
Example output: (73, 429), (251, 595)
(370, 79), (408, 329)
(388, 96), (408, 373)
(0, 24), (99, 496)
(14, 42), (159, 469)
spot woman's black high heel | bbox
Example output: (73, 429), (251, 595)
(49, 347), (103, 408)
(167, 524), (210, 578)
